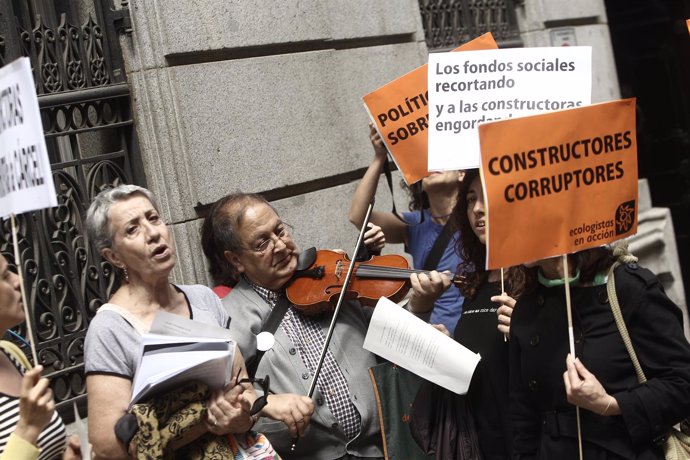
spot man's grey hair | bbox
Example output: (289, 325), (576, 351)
(85, 184), (160, 252)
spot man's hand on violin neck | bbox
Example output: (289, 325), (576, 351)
(408, 270), (451, 314)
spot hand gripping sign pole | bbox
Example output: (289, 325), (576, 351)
(0, 57), (59, 364)
(562, 255), (584, 460)
(500, 267), (508, 342)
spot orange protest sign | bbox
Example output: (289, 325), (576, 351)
(363, 32), (498, 185)
(479, 99), (638, 269)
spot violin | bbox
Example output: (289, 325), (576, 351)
(286, 248), (438, 315)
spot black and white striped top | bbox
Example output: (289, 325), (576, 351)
(0, 348), (66, 459)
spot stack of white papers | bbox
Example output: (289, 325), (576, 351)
(129, 312), (235, 406)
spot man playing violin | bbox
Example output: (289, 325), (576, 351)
(201, 192), (449, 459)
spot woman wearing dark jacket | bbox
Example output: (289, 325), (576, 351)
(510, 246), (690, 459)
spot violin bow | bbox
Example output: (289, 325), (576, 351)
(290, 200), (375, 450)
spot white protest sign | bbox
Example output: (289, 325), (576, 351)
(428, 46), (592, 170)
(0, 57), (56, 218)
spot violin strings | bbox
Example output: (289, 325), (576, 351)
(353, 264), (428, 278)
(319, 261), (431, 279)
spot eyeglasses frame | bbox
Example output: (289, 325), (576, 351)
(236, 374), (272, 416)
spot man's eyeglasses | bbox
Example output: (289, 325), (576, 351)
(236, 374), (272, 416)
(248, 223), (293, 255)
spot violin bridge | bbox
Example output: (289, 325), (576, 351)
(335, 260), (343, 280)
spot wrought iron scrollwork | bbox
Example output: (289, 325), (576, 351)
(14, 12), (113, 95)
(34, 15), (63, 93)
(58, 14), (86, 90)
(1, 0), (140, 423)
(419, 0), (520, 50)
(0, 34), (5, 66)
(83, 16), (110, 86)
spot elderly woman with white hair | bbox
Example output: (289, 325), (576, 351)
(83, 185), (265, 459)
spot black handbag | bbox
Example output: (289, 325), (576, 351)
(409, 381), (483, 460)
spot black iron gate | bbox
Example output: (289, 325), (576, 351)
(418, 0), (522, 51)
(0, 0), (140, 422)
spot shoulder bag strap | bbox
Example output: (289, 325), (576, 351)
(606, 242), (647, 384)
(246, 295), (290, 378)
(382, 159), (408, 224)
(422, 219), (454, 272)
(0, 340), (32, 370)
(98, 303), (149, 335)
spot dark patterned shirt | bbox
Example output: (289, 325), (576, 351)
(245, 276), (362, 439)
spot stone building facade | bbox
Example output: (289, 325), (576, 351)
(0, 0), (687, 421)
(115, 0), (687, 333)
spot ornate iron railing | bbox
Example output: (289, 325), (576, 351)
(419, 0), (522, 50)
(0, 0), (140, 423)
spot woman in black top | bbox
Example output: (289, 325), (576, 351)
(451, 169), (534, 459)
(510, 247), (690, 459)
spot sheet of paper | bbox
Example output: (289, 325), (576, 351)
(72, 402), (92, 460)
(364, 297), (480, 394)
(150, 310), (232, 339)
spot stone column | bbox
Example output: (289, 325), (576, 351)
(631, 180), (689, 338)
(515, 0), (620, 103)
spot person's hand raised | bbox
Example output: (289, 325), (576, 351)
(15, 366), (55, 445)
(363, 223), (386, 256)
(369, 123), (388, 159)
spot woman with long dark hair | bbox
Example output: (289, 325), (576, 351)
(413, 169), (533, 459)
(452, 168), (533, 459)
